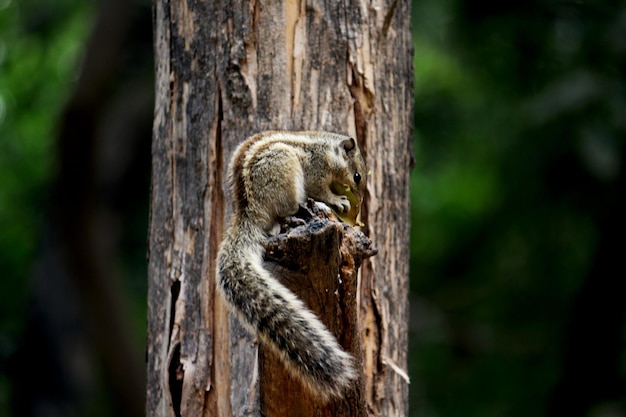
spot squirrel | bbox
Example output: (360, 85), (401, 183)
(216, 130), (367, 401)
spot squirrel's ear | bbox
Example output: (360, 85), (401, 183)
(340, 137), (357, 154)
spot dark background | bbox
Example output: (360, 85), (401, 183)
(0, 0), (624, 416)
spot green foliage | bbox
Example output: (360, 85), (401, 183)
(0, 0), (91, 411)
(409, 0), (624, 416)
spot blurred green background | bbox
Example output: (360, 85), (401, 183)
(0, 0), (624, 416)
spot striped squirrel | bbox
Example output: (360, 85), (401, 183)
(216, 131), (367, 401)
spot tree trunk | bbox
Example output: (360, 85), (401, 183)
(147, 0), (413, 416)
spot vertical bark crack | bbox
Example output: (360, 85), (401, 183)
(348, 63), (375, 147)
(168, 343), (184, 417)
(168, 280), (181, 344)
(381, 0), (399, 38)
(285, 0), (301, 105)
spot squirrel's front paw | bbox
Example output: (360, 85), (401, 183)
(331, 195), (351, 214)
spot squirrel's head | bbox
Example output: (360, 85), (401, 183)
(331, 136), (367, 226)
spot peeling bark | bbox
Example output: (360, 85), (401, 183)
(148, 0), (413, 416)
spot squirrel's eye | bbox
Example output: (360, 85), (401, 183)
(354, 172), (362, 185)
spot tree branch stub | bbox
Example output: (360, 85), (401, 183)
(260, 200), (377, 416)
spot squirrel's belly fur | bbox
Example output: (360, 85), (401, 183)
(216, 217), (356, 401)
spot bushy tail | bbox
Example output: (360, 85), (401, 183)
(216, 220), (356, 400)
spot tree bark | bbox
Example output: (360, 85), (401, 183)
(147, 0), (413, 416)
(259, 203), (377, 417)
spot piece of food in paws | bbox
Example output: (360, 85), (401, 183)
(330, 182), (364, 226)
